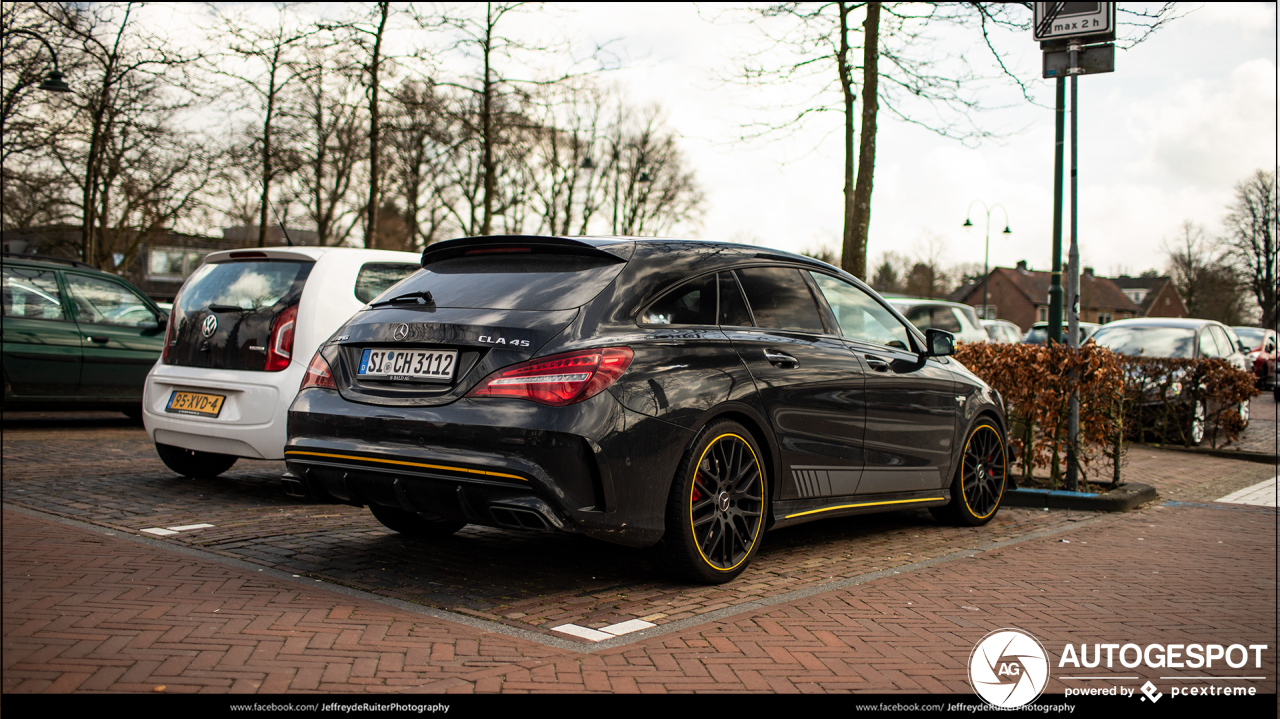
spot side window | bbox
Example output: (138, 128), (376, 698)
(2, 266), (67, 320)
(641, 273), (717, 326)
(734, 266), (826, 334)
(64, 274), (156, 327)
(809, 272), (912, 350)
(717, 272), (752, 326)
(1211, 326), (1237, 355)
(1198, 329), (1222, 358)
(355, 263), (419, 304)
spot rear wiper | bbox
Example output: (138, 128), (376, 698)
(370, 290), (434, 307)
(208, 304), (251, 312)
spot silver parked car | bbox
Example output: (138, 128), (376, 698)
(885, 297), (989, 344)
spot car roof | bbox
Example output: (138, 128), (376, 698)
(3, 252), (103, 273)
(1094, 317), (1219, 330)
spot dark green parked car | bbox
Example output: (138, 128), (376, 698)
(2, 253), (168, 416)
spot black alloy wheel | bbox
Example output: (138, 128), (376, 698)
(933, 421), (1006, 526)
(663, 420), (766, 584)
(368, 503), (467, 538)
(155, 442), (238, 480)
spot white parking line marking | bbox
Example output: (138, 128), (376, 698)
(550, 624), (614, 642)
(1216, 476), (1278, 507)
(167, 523), (215, 531)
(600, 619), (656, 636)
(140, 528), (178, 536)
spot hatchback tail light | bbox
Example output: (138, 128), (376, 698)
(161, 309), (176, 364)
(265, 304), (298, 371)
(467, 347), (633, 406)
(300, 352), (337, 390)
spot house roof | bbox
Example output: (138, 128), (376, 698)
(959, 265), (1141, 313)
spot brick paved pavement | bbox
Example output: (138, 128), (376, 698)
(4, 500), (1274, 695)
(3, 404), (1276, 696)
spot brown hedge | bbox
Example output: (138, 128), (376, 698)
(953, 342), (1258, 488)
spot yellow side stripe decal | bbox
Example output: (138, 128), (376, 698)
(784, 496), (945, 519)
(284, 450), (526, 481)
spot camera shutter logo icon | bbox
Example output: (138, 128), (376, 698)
(969, 628), (1050, 708)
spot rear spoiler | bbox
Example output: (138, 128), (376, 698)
(421, 235), (633, 267)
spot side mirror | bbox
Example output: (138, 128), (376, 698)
(924, 328), (955, 357)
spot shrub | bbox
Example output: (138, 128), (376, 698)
(953, 342), (1258, 488)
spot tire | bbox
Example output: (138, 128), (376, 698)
(1185, 401), (1206, 446)
(932, 420), (1007, 527)
(155, 442), (237, 479)
(662, 420), (767, 584)
(368, 503), (466, 538)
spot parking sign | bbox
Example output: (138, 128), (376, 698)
(1034, 2), (1116, 46)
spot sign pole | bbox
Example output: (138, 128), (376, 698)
(1049, 78), (1065, 346)
(1066, 43), (1082, 492)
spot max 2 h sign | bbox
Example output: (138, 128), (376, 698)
(1034, 2), (1116, 47)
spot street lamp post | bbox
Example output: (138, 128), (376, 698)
(4, 29), (73, 93)
(963, 201), (1011, 322)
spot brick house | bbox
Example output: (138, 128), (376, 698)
(952, 261), (1142, 332)
(1110, 275), (1189, 319)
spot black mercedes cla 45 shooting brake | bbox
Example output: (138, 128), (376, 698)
(285, 236), (1009, 584)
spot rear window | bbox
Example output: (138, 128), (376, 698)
(390, 254), (624, 310)
(1092, 326), (1196, 358)
(178, 260), (311, 315)
(355, 263), (419, 304)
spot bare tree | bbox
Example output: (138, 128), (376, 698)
(1221, 169), (1278, 329)
(1165, 220), (1247, 324)
(722, 3), (1180, 279)
(208, 2), (327, 247)
(282, 49), (366, 246)
(383, 78), (452, 249)
(613, 106), (705, 236)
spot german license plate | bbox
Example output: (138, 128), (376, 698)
(358, 348), (457, 382)
(166, 390), (226, 417)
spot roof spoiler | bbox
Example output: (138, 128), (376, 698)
(420, 235), (632, 267)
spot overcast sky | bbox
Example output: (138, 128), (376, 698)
(565, 2), (1277, 278)
(154, 2), (1276, 278)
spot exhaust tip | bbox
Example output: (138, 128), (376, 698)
(490, 506), (550, 531)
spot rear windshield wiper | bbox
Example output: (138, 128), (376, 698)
(370, 290), (434, 307)
(208, 304), (251, 312)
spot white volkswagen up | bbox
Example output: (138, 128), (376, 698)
(143, 246), (421, 478)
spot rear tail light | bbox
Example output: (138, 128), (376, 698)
(265, 304), (298, 371)
(161, 308), (176, 364)
(300, 352), (336, 390)
(467, 347), (633, 406)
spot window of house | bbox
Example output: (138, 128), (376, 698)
(148, 247), (206, 280)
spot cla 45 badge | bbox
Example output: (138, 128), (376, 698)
(478, 335), (530, 347)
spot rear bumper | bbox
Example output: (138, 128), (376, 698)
(285, 387), (694, 547)
(143, 362), (305, 460)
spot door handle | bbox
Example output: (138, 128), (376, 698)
(87, 335), (109, 344)
(763, 349), (799, 367)
(864, 354), (891, 372)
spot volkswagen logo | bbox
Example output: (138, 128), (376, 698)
(201, 314), (218, 338)
(393, 323), (410, 341)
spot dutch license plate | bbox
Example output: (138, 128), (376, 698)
(359, 348), (457, 382)
(166, 390), (226, 417)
